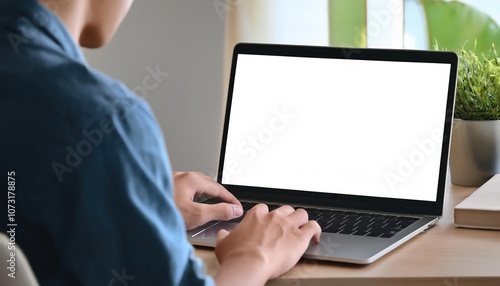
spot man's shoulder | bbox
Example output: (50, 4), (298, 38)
(47, 62), (146, 127)
(1, 60), (148, 130)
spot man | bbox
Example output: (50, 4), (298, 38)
(0, 0), (321, 285)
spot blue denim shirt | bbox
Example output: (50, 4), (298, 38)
(0, 1), (213, 285)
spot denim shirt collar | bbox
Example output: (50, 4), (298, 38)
(0, 0), (86, 64)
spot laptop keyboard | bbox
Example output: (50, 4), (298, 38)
(203, 198), (419, 238)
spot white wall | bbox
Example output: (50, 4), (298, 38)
(84, 0), (226, 176)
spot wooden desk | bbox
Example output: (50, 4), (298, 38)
(195, 179), (500, 286)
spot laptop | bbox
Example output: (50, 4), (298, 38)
(188, 43), (458, 264)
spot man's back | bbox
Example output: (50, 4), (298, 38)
(0, 1), (213, 285)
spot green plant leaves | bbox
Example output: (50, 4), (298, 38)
(422, 0), (500, 59)
(454, 46), (500, 120)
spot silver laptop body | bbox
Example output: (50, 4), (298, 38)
(188, 43), (458, 264)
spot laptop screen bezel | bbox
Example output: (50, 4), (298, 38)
(217, 43), (458, 217)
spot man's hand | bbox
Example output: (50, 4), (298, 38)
(173, 172), (243, 230)
(214, 204), (322, 286)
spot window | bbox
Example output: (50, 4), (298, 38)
(226, 0), (500, 50)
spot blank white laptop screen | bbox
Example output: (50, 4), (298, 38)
(222, 54), (451, 202)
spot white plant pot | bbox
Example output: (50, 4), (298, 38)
(449, 119), (500, 187)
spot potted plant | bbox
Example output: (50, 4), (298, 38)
(449, 44), (500, 187)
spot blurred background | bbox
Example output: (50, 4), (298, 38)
(84, 0), (500, 177)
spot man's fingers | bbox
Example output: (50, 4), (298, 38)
(248, 203), (269, 214)
(273, 205), (295, 216)
(300, 220), (322, 244)
(175, 172), (241, 206)
(216, 229), (230, 243)
(196, 180), (241, 206)
(287, 208), (309, 227)
(200, 202), (243, 222)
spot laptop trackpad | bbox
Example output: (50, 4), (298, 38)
(192, 222), (238, 238)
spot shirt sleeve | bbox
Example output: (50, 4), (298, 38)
(52, 94), (215, 286)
